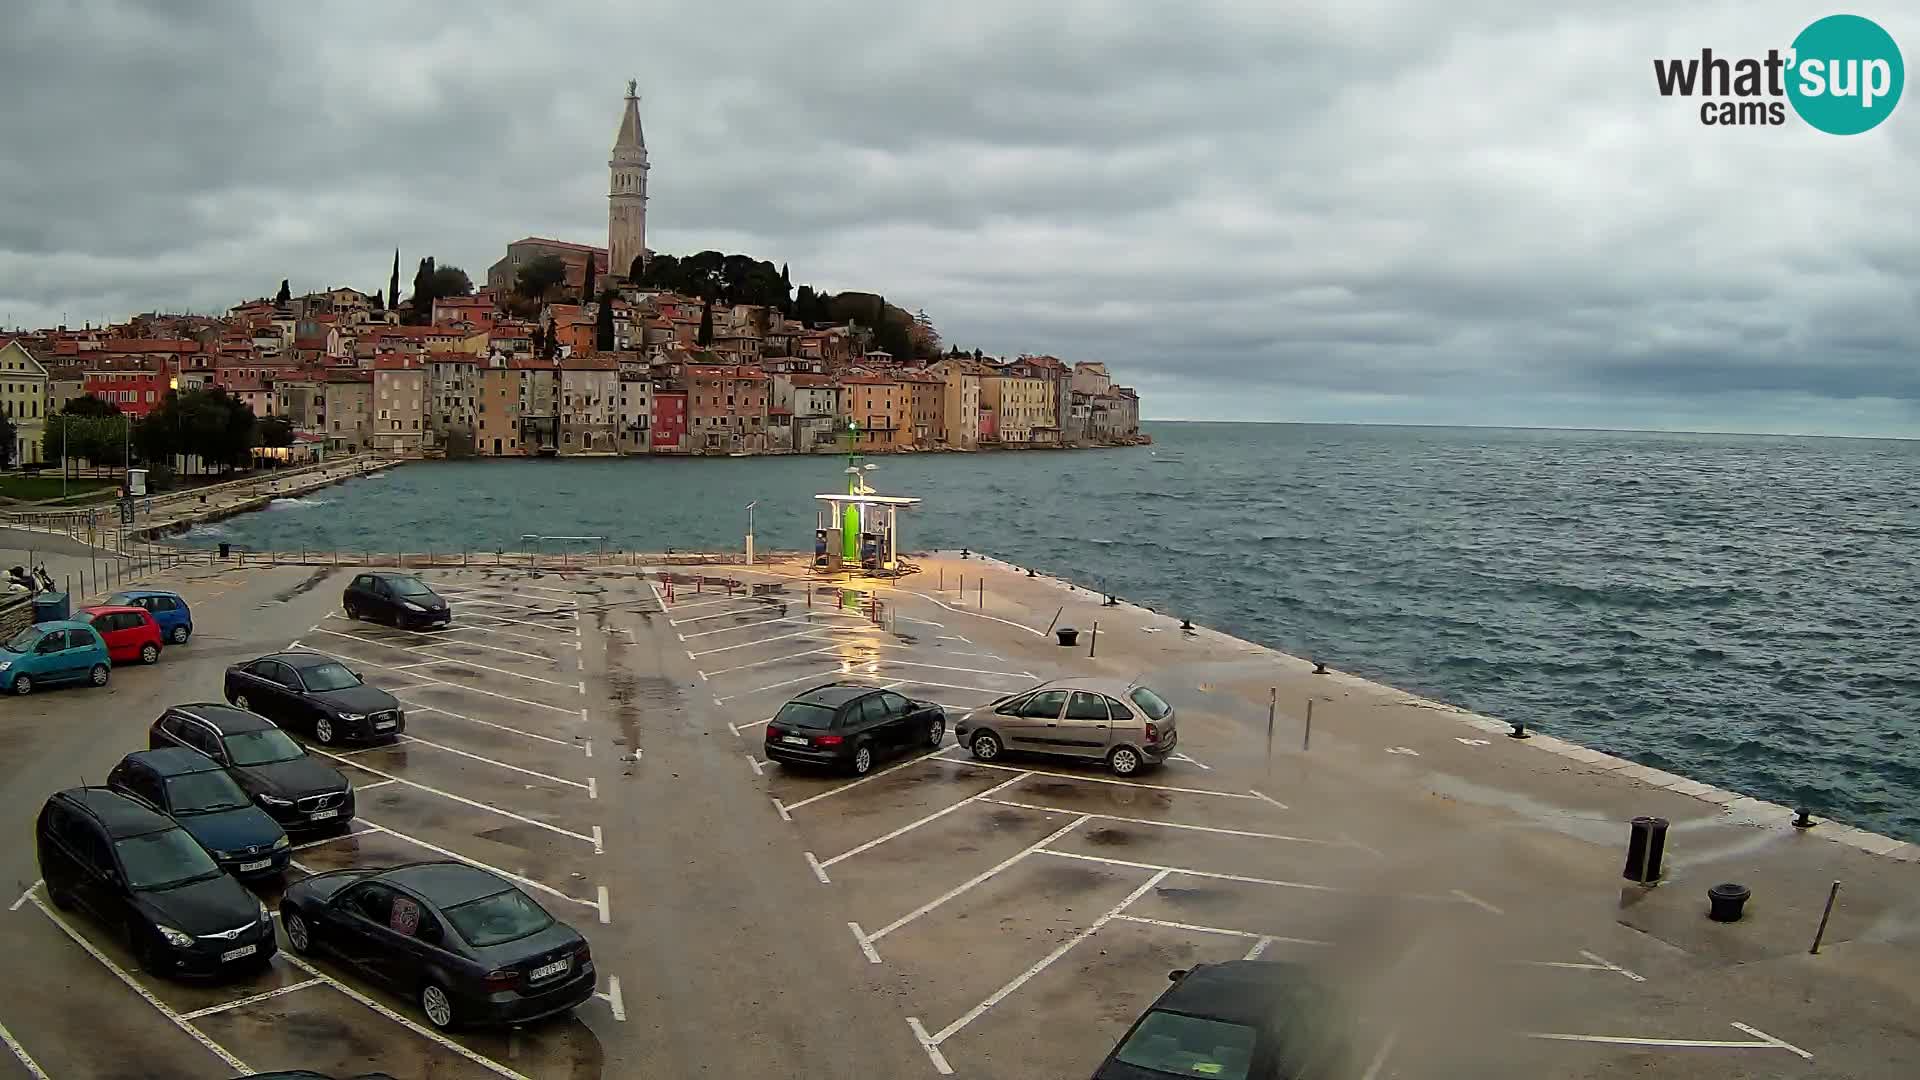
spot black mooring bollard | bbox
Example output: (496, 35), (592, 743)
(1312, 661), (1328, 675)
(1056, 627), (1079, 647)
(1624, 816), (1669, 884)
(1793, 807), (1817, 829)
(1180, 617), (1193, 631)
(1026, 568), (1035, 577)
(1708, 882), (1751, 922)
(1509, 720), (1530, 739)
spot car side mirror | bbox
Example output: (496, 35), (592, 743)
(350, 670), (363, 681)
(1168, 969), (1189, 982)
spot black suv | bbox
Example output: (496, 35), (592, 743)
(148, 704), (356, 833)
(36, 788), (276, 976)
(343, 572), (451, 630)
(764, 682), (947, 775)
(224, 651), (405, 746)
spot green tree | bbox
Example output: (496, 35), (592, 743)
(275, 279), (290, 306)
(697, 296), (713, 346)
(629, 254), (646, 281)
(388, 249), (401, 310)
(596, 290), (616, 352)
(0, 411), (15, 467)
(581, 256), (597, 306)
(410, 258), (432, 320)
(515, 255), (568, 303)
(257, 416), (294, 448)
(62, 394), (120, 417)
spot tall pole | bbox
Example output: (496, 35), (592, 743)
(61, 419), (67, 499)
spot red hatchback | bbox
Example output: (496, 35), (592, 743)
(78, 605), (164, 665)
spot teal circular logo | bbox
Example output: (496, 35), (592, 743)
(1787, 14), (1904, 135)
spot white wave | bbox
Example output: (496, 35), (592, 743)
(267, 496), (329, 510)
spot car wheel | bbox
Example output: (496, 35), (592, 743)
(343, 603), (359, 621)
(140, 643), (160, 665)
(1109, 746), (1142, 776)
(171, 625), (190, 644)
(89, 664), (109, 687)
(233, 693), (251, 712)
(283, 909), (312, 954)
(926, 715), (946, 748)
(128, 924), (164, 974)
(420, 982), (456, 1030)
(314, 717), (336, 745)
(850, 743), (874, 776)
(970, 731), (1002, 761)
(46, 883), (73, 911)
(11, 674), (31, 696)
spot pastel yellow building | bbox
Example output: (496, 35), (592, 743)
(0, 340), (50, 465)
(980, 370), (1049, 444)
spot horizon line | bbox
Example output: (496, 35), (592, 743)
(1137, 418), (1920, 443)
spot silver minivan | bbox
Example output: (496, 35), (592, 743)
(954, 677), (1177, 776)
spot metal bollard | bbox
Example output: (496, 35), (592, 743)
(1088, 621), (1098, 657)
(1810, 881), (1841, 954)
(1624, 816), (1669, 884)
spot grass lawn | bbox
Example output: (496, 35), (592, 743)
(0, 474), (122, 501)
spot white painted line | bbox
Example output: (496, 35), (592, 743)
(728, 715), (774, 737)
(0, 1018), (48, 1079)
(1529, 1028), (1811, 1057)
(9, 880), (39, 912)
(447, 596), (563, 615)
(932, 755), (1260, 800)
(906, 1017), (955, 1075)
(744, 754), (765, 776)
(897, 615), (944, 627)
(282, 954), (533, 1080)
(1249, 788), (1289, 810)
(670, 603), (773, 625)
(597, 886), (610, 925)
(588, 776), (597, 799)
(688, 627), (833, 656)
(1361, 1027), (1400, 1080)
(26, 894), (251, 1074)
(603, 975), (626, 1021)
(459, 609), (580, 634)
(379, 682), (441, 694)
(1728, 1022), (1814, 1059)
(849, 922), (882, 964)
(805, 851), (831, 883)
(714, 668), (848, 703)
(868, 815), (1091, 949)
(430, 619), (576, 646)
(353, 819), (597, 909)
(290, 824), (377, 851)
(664, 593), (763, 613)
(400, 672), (582, 716)
(1578, 949), (1646, 982)
(356, 778), (397, 790)
(937, 650), (1005, 660)
(430, 577), (579, 599)
(783, 746), (962, 812)
(395, 699), (576, 746)
(394, 734), (591, 790)
(847, 657), (1036, 680)
(403, 635), (554, 662)
(309, 747), (600, 845)
(593, 825), (604, 854)
(860, 675), (1009, 697)
(772, 797), (792, 821)
(820, 773), (1031, 868)
(178, 978), (328, 1019)
(1244, 935), (1275, 960)
(1039, 849), (1340, 895)
(1452, 889), (1505, 915)
(899, 588), (1044, 637)
(701, 643), (848, 678)
(395, 649), (582, 689)
(584, 739), (593, 758)
(985, 798), (1336, 845)
(1170, 752), (1211, 770)
(1112, 913), (1329, 945)
(678, 610), (870, 639)
(930, 870), (1170, 1045)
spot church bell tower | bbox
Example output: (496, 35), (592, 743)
(608, 80), (650, 282)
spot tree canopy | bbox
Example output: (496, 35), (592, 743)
(62, 394), (121, 418)
(638, 251), (789, 311)
(406, 257), (472, 321)
(515, 255), (569, 303)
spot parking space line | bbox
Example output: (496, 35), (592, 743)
(679, 611), (867, 641)
(714, 668), (848, 703)
(687, 627), (834, 656)
(664, 593), (762, 613)
(352, 820), (599, 910)
(9, 881), (39, 912)
(597, 887), (610, 925)
(782, 746), (962, 812)
(906, 1017), (954, 1075)
(310, 748), (600, 846)
(744, 754), (765, 776)
(1249, 788), (1288, 810)
(0, 1018), (48, 1079)
(670, 603), (770, 625)
(983, 798), (1337, 845)
(864, 676), (1011, 697)
(1038, 849), (1480, 907)
(1244, 936), (1275, 960)
(1578, 949), (1646, 981)
(434, 620), (578, 647)
(436, 587), (580, 611)
(390, 634), (559, 663)
(1113, 913), (1332, 947)
(864, 814), (1091, 959)
(596, 976), (626, 1021)
(401, 674), (581, 717)
(855, 657), (1035, 680)
(459, 609), (579, 634)
(1452, 889), (1505, 915)
(392, 734), (592, 790)
(896, 588), (1046, 637)
(357, 779), (397, 791)
(927, 869), (1170, 1047)
(1728, 1022), (1815, 1059)
(25, 893), (251, 1074)
(729, 715), (774, 737)
(294, 643), (579, 716)
(700, 642), (847, 679)
(929, 755), (1263, 800)
(428, 578), (579, 599)
(394, 699), (578, 747)
(1361, 1027), (1400, 1080)
(445, 596), (571, 617)
(804, 851), (831, 883)
(178, 978), (328, 1020)
(393, 650), (582, 689)
(280, 954), (534, 1080)
(1531, 1024), (1813, 1059)
(819, 774), (1031, 869)
(1170, 752), (1211, 770)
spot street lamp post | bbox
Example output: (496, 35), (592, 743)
(745, 500), (757, 565)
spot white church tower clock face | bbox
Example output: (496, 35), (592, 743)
(608, 79), (650, 282)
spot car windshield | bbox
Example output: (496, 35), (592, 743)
(1113, 1010), (1258, 1079)
(774, 701), (836, 729)
(115, 829), (223, 891)
(444, 888), (554, 947)
(164, 771), (251, 814)
(223, 728), (305, 766)
(1129, 685), (1173, 721)
(389, 577), (434, 598)
(3, 628), (39, 653)
(298, 662), (361, 692)
(105, 593), (134, 606)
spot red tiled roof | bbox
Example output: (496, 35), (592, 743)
(101, 339), (201, 354)
(561, 355), (618, 371)
(511, 237), (608, 255)
(685, 364), (770, 381)
(373, 357), (420, 371)
(787, 374), (836, 387)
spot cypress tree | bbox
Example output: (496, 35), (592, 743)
(388, 249), (400, 311)
(275, 279), (290, 306)
(582, 256), (597, 306)
(596, 293), (615, 352)
(697, 296), (713, 346)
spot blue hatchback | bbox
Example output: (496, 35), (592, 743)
(106, 589), (194, 645)
(0, 620), (113, 695)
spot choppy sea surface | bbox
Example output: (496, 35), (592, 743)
(190, 423), (1920, 841)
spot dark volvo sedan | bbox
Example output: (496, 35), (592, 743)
(280, 862), (595, 1030)
(224, 651), (405, 746)
(148, 704), (356, 833)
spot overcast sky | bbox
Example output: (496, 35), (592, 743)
(3, 2), (1915, 436)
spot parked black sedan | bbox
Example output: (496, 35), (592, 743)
(107, 748), (291, 880)
(764, 681), (947, 775)
(1090, 961), (1354, 1079)
(225, 651), (405, 746)
(148, 704), (356, 833)
(36, 788), (276, 977)
(280, 861), (595, 1030)
(343, 571), (452, 630)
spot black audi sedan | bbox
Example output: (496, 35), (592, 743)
(107, 748), (291, 880)
(764, 681), (947, 775)
(280, 861), (595, 1030)
(1090, 961), (1354, 1079)
(148, 704), (356, 833)
(343, 571), (452, 630)
(224, 651), (404, 746)
(36, 788), (276, 977)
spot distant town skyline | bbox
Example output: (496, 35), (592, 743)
(1, 2), (1916, 437)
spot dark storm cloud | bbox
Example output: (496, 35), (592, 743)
(2, 1), (1916, 435)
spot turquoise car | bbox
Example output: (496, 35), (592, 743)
(0, 620), (113, 695)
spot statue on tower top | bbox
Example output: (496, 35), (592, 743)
(626, 78), (637, 98)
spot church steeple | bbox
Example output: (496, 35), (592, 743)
(608, 80), (651, 281)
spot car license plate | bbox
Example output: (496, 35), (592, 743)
(221, 944), (257, 963)
(238, 859), (272, 872)
(309, 808), (339, 821)
(375, 720), (397, 730)
(530, 959), (570, 980)
(782, 735), (808, 746)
